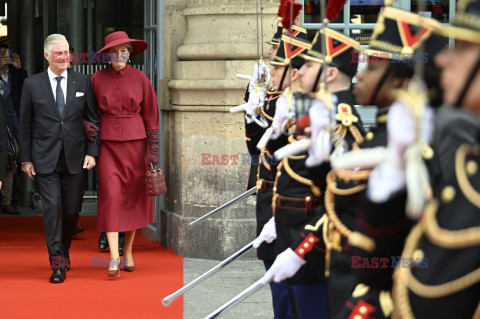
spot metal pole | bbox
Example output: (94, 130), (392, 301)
(188, 186), (258, 227)
(161, 241), (255, 307)
(156, 0), (166, 244)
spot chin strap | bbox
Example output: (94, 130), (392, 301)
(455, 54), (480, 108)
(369, 62), (393, 106)
(312, 64), (325, 93)
(278, 65), (290, 91)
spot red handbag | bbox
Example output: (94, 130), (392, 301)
(145, 164), (167, 197)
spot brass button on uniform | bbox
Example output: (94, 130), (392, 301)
(353, 315), (363, 319)
(305, 196), (311, 202)
(467, 160), (478, 177)
(441, 186), (455, 204)
(309, 237), (315, 243)
(422, 145), (434, 160)
(276, 172), (281, 177)
(413, 249), (425, 263)
(298, 248), (304, 255)
(303, 243), (309, 249)
(366, 132), (374, 140)
(359, 306), (368, 314)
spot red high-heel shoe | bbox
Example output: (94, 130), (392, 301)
(123, 256), (135, 272)
(107, 258), (121, 278)
(107, 268), (120, 278)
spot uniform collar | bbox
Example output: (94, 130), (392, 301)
(107, 64), (132, 77)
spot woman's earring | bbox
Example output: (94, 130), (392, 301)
(128, 58), (131, 63)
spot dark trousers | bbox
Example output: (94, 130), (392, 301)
(36, 151), (83, 268)
(264, 261), (298, 319)
(290, 283), (329, 319)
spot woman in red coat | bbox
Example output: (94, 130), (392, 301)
(91, 31), (160, 278)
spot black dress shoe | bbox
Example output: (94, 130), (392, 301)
(73, 225), (84, 236)
(64, 252), (71, 271)
(50, 268), (66, 283)
(98, 232), (109, 251)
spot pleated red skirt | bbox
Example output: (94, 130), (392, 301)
(96, 139), (154, 232)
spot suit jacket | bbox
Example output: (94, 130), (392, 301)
(0, 99), (7, 182)
(19, 70), (100, 175)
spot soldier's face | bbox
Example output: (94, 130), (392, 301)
(299, 60), (322, 93)
(435, 39), (480, 113)
(270, 65), (287, 91)
(268, 44), (279, 59)
(353, 59), (391, 107)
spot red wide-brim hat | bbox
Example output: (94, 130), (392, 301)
(95, 31), (148, 60)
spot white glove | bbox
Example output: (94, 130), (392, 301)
(272, 94), (295, 139)
(368, 99), (434, 206)
(387, 99), (434, 168)
(230, 85), (267, 117)
(305, 98), (331, 167)
(261, 248), (306, 284)
(252, 217), (277, 248)
(250, 62), (270, 88)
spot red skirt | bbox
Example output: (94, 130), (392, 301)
(96, 139), (154, 232)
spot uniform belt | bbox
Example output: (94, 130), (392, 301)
(274, 193), (320, 214)
(257, 179), (274, 192)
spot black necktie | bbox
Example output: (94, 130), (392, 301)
(55, 76), (65, 117)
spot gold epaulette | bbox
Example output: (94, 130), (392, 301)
(334, 103), (365, 146)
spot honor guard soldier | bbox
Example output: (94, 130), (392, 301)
(392, 0), (480, 317)
(329, 8), (446, 318)
(259, 25), (366, 318)
(262, 27), (365, 318)
(242, 21), (299, 319)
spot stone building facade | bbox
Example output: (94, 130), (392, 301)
(160, 0), (279, 259)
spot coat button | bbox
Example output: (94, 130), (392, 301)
(441, 186), (455, 204)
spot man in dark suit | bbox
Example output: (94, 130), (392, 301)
(0, 101), (7, 189)
(19, 34), (100, 283)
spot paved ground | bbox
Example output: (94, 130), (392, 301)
(5, 205), (273, 319)
(183, 258), (273, 319)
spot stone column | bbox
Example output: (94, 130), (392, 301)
(161, 0), (278, 259)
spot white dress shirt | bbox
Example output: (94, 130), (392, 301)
(47, 67), (68, 102)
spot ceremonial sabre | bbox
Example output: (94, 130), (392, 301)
(188, 186), (257, 227)
(161, 241), (255, 307)
(203, 278), (271, 318)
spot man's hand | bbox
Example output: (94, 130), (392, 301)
(12, 53), (21, 69)
(0, 181), (2, 190)
(22, 162), (36, 180)
(252, 217), (277, 248)
(261, 248), (306, 284)
(83, 155), (96, 170)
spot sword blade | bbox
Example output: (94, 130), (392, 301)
(161, 242), (255, 307)
(188, 186), (257, 227)
(203, 278), (269, 319)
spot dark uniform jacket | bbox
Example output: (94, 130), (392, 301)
(275, 89), (364, 285)
(393, 107), (480, 319)
(245, 88), (281, 261)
